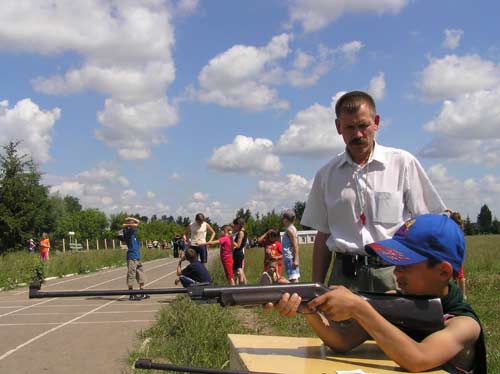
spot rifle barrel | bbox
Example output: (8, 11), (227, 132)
(29, 283), (187, 299)
(134, 359), (276, 374)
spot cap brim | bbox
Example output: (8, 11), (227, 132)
(365, 239), (428, 266)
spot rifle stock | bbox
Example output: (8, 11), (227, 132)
(29, 282), (443, 333)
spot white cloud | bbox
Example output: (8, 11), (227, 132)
(418, 54), (500, 101)
(288, 0), (408, 32)
(174, 0), (199, 15)
(0, 98), (61, 164)
(121, 189), (137, 200)
(423, 88), (500, 140)
(287, 42), (363, 87)
(427, 164), (500, 219)
(169, 172), (181, 181)
(276, 102), (344, 159)
(367, 72), (386, 100)
(197, 33), (292, 111)
(208, 135), (282, 174)
(245, 174), (313, 214)
(442, 29), (464, 50)
(176, 200), (229, 224)
(192, 192), (208, 202)
(418, 137), (500, 167)
(46, 166), (132, 210)
(146, 191), (156, 199)
(338, 41), (364, 63)
(0, 1), (177, 160)
(78, 167), (130, 187)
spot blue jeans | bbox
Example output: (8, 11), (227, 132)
(179, 275), (196, 288)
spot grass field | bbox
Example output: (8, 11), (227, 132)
(0, 248), (169, 289)
(131, 235), (500, 373)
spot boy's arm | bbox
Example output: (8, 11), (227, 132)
(176, 259), (183, 276)
(205, 239), (220, 246)
(288, 227), (300, 267)
(257, 231), (268, 243)
(308, 287), (481, 372)
(276, 292), (369, 352)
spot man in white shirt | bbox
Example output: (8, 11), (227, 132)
(301, 91), (446, 292)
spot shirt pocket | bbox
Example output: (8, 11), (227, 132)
(373, 191), (403, 224)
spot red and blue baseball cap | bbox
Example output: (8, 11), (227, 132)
(365, 214), (465, 272)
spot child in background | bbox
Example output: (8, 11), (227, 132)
(258, 229), (283, 284)
(175, 248), (211, 288)
(232, 218), (248, 285)
(39, 233), (50, 261)
(206, 225), (235, 285)
(281, 210), (300, 283)
(123, 217), (149, 301)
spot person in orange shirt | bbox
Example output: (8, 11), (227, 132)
(39, 232), (50, 261)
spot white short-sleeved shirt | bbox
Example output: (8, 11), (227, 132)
(301, 143), (446, 255)
(191, 221), (207, 245)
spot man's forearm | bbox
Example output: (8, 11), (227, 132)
(312, 231), (331, 283)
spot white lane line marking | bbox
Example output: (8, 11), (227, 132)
(0, 258), (175, 317)
(0, 320), (155, 326)
(0, 303), (163, 308)
(0, 268), (178, 361)
(13, 310), (158, 315)
(9, 257), (176, 296)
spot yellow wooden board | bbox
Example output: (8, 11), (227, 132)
(229, 334), (446, 374)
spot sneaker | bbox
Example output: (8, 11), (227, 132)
(129, 294), (140, 301)
(260, 272), (272, 285)
(139, 293), (150, 300)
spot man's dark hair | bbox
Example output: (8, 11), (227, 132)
(335, 91), (376, 118)
(185, 248), (197, 262)
(233, 217), (245, 226)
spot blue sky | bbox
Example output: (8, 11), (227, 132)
(1, 0), (499, 223)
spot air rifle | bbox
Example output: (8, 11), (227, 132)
(29, 282), (443, 334)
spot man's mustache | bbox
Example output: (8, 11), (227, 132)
(350, 138), (369, 145)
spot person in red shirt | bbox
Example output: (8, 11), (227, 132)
(206, 225), (235, 285)
(39, 233), (50, 261)
(258, 229), (283, 284)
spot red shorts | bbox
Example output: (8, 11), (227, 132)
(221, 256), (234, 281)
(40, 252), (49, 261)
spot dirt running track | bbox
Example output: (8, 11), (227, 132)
(0, 256), (183, 374)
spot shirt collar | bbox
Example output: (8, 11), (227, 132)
(337, 142), (388, 168)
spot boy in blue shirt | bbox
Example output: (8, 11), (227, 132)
(123, 217), (149, 300)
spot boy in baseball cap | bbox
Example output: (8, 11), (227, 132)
(275, 214), (486, 373)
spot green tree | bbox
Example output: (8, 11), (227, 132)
(110, 212), (128, 232)
(477, 204), (492, 233)
(63, 196), (82, 214)
(0, 141), (52, 252)
(293, 201), (306, 222)
(491, 218), (500, 235)
(463, 215), (477, 236)
(77, 209), (109, 239)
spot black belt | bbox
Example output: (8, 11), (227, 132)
(335, 251), (391, 267)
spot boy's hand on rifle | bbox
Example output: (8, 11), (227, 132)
(307, 286), (364, 321)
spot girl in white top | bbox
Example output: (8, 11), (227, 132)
(185, 213), (215, 267)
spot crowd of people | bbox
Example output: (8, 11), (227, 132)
(169, 212), (301, 288)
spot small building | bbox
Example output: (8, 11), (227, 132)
(280, 230), (317, 245)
